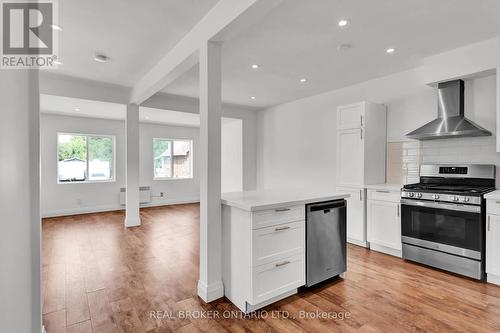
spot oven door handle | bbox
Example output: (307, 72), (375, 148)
(400, 199), (481, 213)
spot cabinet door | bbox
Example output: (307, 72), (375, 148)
(486, 214), (500, 276)
(367, 200), (401, 251)
(337, 129), (364, 187)
(337, 187), (365, 245)
(337, 103), (364, 130)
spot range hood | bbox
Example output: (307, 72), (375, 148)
(406, 80), (492, 140)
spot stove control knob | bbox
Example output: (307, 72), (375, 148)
(408, 192), (415, 198)
(432, 194), (440, 200)
(453, 196), (459, 202)
(416, 193), (422, 199)
(463, 197), (470, 203)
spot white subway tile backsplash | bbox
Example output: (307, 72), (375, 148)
(389, 137), (500, 187)
(387, 141), (421, 185)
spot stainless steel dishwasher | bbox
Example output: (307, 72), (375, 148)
(305, 200), (347, 287)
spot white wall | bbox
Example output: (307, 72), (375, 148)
(40, 114), (201, 217)
(140, 122), (200, 205)
(41, 113), (246, 216)
(41, 114), (125, 216)
(257, 68), (498, 190)
(40, 74), (259, 191)
(0, 71), (41, 333)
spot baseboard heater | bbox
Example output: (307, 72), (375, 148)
(119, 186), (152, 205)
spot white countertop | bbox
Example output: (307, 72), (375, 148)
(485, 190), (500, 200)
(221, 189), (351, 211)
(365, 184), (403, 191)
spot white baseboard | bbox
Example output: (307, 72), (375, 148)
(487, 273), (500, 286)
(197, 279), (224, 303)
(41, 204), (122, 218)
(348, 238), (369, 248)
(370, 243), (402, 258)
(245, 288), (297, 313)
(141, 196), (200, 208)
(42, 197), (200, 218)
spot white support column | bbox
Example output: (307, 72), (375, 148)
(0, 70), (42, 333)
(125, 103), (141, 227)
(197, 40), (224, 302)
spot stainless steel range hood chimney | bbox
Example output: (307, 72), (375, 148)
(406, 79), (492, 140)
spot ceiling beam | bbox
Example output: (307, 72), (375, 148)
(129, 0), (283, 105)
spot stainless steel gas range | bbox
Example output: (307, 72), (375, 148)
(401, 164), (496, 280)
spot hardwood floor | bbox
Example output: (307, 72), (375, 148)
(42, 204), (500, 333)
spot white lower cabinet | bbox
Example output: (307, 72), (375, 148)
(486, 200), (500, 285)
(367, 189), (402, 257)
(222, 204), (305, 312)
(336, 186), (367, 247)
(252, 253), (305, 305)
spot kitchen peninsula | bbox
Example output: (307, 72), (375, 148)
(221, 189), (350, 312)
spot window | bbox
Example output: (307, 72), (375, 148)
(57, 133), (115, 183)
(153, 138), (193, 179)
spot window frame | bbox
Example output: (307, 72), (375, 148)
(57, 132), (116, 184)
(153, 137), (194, 180)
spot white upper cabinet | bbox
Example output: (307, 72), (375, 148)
(337, 102), (365, 130)
(336, 102), (387, 187)
(497, 69), (500, 152)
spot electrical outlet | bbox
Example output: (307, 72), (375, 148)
(160, 192), (164, 197)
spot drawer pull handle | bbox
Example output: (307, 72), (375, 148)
(275, 261), (291, 267)
(274, 226), (291, 231)
(275, 208), (291, 212)
(376, 190), (391, 193)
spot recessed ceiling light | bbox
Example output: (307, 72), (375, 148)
(51, 24), (63, 31)
(94, 53), (110, 63)
(251, 64), (259, 69)
(74, 107), (80, 112)
(300, 78), (307, 83)
(338, 19), (349, 27)
(250, 96), (256, 100)
(386, 48), (396, 54)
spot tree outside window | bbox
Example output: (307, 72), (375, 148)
(57, 133), (115, 182)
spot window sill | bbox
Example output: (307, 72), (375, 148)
(153, 177), (194, 181)
(57, 179), (116, 185)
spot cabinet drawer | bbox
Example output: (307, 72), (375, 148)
(251, 254), (305, 305)
(487, 199), (500, 215)
(252, 221), (305, 266)
(252, 205), (305, 229)
(368, 189), (400, 202)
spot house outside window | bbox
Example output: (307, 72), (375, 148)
(57, 133), (115, 183)
(153, 138), (193, 179)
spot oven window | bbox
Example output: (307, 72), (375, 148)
(401, 204), (481, 251)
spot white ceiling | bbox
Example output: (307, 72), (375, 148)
(42, 0), (218, 86)
(162, 0), (500, 107)
(40, 94), (239, 127)
(43, 0), (500, 109)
